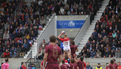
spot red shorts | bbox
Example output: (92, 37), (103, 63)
(46, 63), (59, 69)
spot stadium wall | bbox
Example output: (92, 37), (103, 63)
(0, 58), (28, 69)
(56, 15), (88, 38)
(0, 58), (120, 69)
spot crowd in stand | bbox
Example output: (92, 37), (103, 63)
(0, 0), (43, 58)
(81, 0), (121, 58)
(0, 0), (103, 58)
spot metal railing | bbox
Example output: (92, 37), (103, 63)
(37, 14), (56, 53)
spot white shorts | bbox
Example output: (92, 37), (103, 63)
(63, 46), (70, 51)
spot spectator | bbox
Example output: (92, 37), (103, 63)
(96, 50), (101, 58)
(3, 31), (9, 40)
(81, 0), (121, 58)
(115, 49), (121, 58)
(40, 16), (46, 27)
(2, 49), (10, 58)
(86, 62), (92, 69)
(95, 63), (102, 69)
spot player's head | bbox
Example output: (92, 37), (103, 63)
(80, 56), (84, 61)
(112, 58), (116, 63)
(62, 60), (65, 64)
(110, 60), (114, 64)
(70, 40), (75, 45)
(65, 55), (68, 60)
(106, 63), (109, 66)
(21, 62), (24, 65)
(71, 58), (75, 63)
(64, 34), (67, 38)
(49, 35), (56, 43)
(5, 58), (8, 63)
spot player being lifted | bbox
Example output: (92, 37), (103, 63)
(58, 31), (71, 59)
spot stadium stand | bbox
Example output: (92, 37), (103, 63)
(81, 0), (121, 58)
(0, 0), (103, 58)
(1, 0), (121, 69)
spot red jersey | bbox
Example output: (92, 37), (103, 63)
(114, 63), (118, 69)
(118, 65), (121, 69)
(59, 38), (70, 42)
(70, 63), (78, 69)
(108, 64), (117, 69)
(59, 38), (70, 51)
(106, 66), (109, 69)
(21, 65), (26, 69)
(77, 61), (86, 69)
(60, 64), (70, 69)
(45, 44), (61, 64)
(70, 45), (77, 55)
(41, 60), (44, 67)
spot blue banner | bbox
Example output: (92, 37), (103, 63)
(57, 20), (85, 29)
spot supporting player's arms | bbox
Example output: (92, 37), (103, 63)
(59, 54), (62, 64)
(59, 54), (62, 69)
(43, 52), (48, 68)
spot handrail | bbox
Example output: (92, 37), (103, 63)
(37, 14), (55, 41)
(74, 15), (88, 41)
(74, 15), (90, 45)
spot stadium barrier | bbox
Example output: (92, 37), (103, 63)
(36, 14), (56, 55)
(0, 58), (120, 69)
(57, 15), (88, 38)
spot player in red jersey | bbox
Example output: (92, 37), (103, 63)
(108, 60), (117, 69)
(77, 57), (86, 69)
(43, 35), (62, 69)
(118, 62), (121, 69)
(60, 60), (70, 69)
(70, 58), (78, 69)
(70, 40), (78, 58)
(58, 31), (71, 59)
(106, 63), (109, 69)
(113, 59), (118, 69)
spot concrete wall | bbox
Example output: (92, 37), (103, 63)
(0, 58), (121, 69)
(84, 58), (121, 69)
(0, 58), (28, 69)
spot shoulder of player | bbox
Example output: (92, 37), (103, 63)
(63, 38), (70, 41)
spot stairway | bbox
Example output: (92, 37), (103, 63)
(76, 0), (110, 55)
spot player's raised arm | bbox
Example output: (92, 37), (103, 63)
(58, 31), (65, 39)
